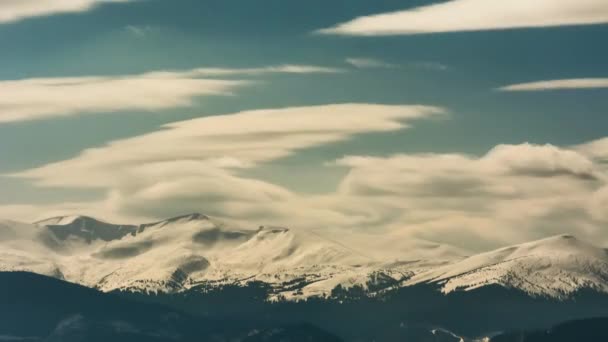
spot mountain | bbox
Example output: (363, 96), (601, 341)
(406, 234), (608, 298)
(0, 271), (214, 341)
(0, 271), (343, 342)
(2, 214), (608, 301)
(0, 214), (460, 299)
(35, 215), (138, 243)
(3, 215), (608, 300)
(3, 215), (608, 341)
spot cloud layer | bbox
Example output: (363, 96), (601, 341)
(0, 65), (341, 123)
(345, 58), (396, 69)
(499, 78), (608, 91)
(0, 0), (129, 24)
(13, 103), (443, 186)
(334, 143), (606, 245)
(6, 104), (441, 226)
(7, 102), (608, 250)
(318, 0), (608, 36)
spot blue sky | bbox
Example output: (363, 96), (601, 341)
(1, 0), (607, 250)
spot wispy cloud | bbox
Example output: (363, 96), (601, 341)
(498, 78), (608, 91)
(317, 0), (608, 36)
(184, 65), (343, 76)
(9, 104), (443, 225)
(345, 58), (449, 72)
(0, 74), (244, 124)
(13, 103), (443, 186)
(332, 142), (608, 248)
(0, 65), (342, 123)
(125, 25), (157, 38)
(9, 101), (608, 249)
(576, 137), (608, 166)
(409, 61), (449, 72)
(7, 138), (608, 250)
(345, 58), (397, 69)
(0, 0), (131, 24)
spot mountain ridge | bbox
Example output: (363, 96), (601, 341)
(1, 214), (607, 301)
(406, 234), (608, 298)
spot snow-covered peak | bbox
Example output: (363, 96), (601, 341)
(503, 234), (607, 259)
(137, 213), (212, 231)
(407, 234), (608, 298)
(149, 213), (210, 225)
(255, 225), (290, 236)
(35, 215), (137, 243)
(6, 214), (608, 301)
(35, 215), (89, 226)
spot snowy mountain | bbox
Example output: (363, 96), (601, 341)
(1, 214), (607, 301)
(0, 214), (459, 299)
(35, 215), (138, 242)
(406, 234), (608, 298)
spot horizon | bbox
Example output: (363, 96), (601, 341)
(5, 212), (606, 256)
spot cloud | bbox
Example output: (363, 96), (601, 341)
(103, 166), (296, 222)
(13, 103), (443, 186)
(0, 0), (130, 24)
(577, 137), (608, 163)
(125, 25), (157, 38)
(589, 186), (608, 221)
(6, 100), (608, 250)
(0, 74), (244, 124)
(336, 144), (602, 197)
(483, 143), (599, 180)
(409, 61), (449, 71)
(181, 65), (343, 77)
(344, 58), (449, 72)
(8, 101), (608, 252)
(317, 0), (608, 36)
(0, 65), (342, 123)
(345, 58), (397, 69)
(5, 138), (608, 250)
(0, 203), (103, 223)
(498, 78), (608, 91)
(6, 104), (442, 225)
(332, 143), (608, 248)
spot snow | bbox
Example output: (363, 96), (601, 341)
(1, 215), (607, 301)
(406, 235), (608, 298)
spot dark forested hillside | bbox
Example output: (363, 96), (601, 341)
(0, 272), (342, 342)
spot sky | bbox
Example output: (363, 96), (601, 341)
(0, 0), (607, 250)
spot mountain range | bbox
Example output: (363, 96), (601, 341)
(1, 213), (607, 300)
(2, 213), (608, 341)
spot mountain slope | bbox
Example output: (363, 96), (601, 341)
(0, 271), (221, 341)
(35, 215), (138, 243)
(4, 215), (608, 341)
(406, 235), (608, 298)
(0, 214), (460, 299)
(0, 271), (344, 342)
(3, 214), (608, 301)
